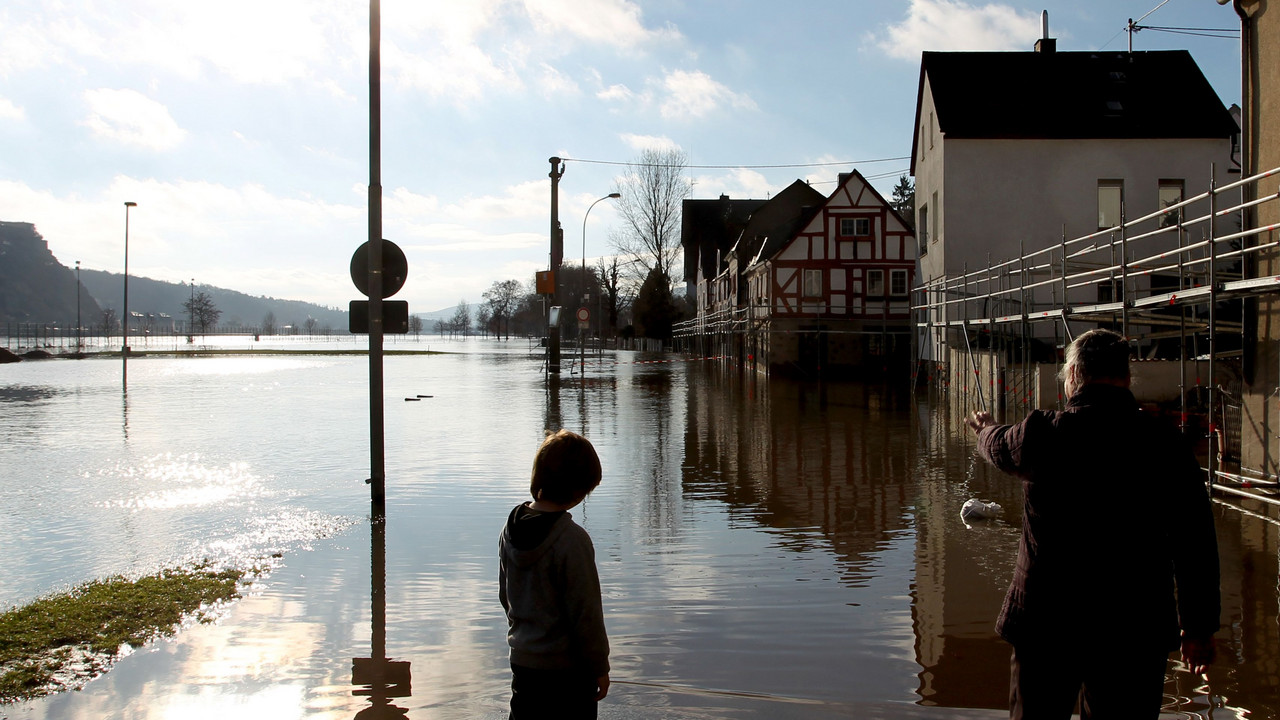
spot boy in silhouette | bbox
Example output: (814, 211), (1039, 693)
(500, 429), (610, 718)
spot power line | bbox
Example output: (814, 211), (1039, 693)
(562, 156), (910, 170)
(1137, 25), (1238, 39)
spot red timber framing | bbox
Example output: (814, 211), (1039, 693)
(764, 171), (915, 320)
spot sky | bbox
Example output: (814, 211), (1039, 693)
(0, 0), (1246, 315)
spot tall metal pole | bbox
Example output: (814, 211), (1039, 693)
(368, 0), (386, 505)
(122, 201), (136, 385)
(548, 157), (565, 375)
(75, 260), (81, 353)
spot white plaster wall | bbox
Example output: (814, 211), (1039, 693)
(939, 137), (1235, 278)
(915, 76), (944, 284)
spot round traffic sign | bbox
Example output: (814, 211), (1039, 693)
(351, 239), (408, 299)
(577, 307), (590, 322)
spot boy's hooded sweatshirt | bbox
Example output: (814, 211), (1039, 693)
(499, 504), (610, 677)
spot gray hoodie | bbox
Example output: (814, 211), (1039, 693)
(499, 504), (610, 677)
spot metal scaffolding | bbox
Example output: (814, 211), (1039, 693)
(913, 165), (1280, 509)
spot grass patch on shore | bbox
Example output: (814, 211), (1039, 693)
(0, 566), (244, 703)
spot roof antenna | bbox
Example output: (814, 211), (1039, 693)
(1128, 0), (1171, 53)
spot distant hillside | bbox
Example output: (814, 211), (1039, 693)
(1, 219), (348, 331)
(79, 270), (349, 333)
(0, 221), (102, 325)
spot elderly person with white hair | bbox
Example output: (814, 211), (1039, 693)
(966, 328), (1220, 720)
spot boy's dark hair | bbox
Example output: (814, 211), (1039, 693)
(1061, 328), (1131, 384)
(531, 429), (602, 503)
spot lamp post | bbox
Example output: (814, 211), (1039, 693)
(581, 193), (619, 374)
(122, 201), (136, 384)
(75, 260), (81, 354)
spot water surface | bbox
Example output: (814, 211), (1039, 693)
(1, 340), (1276, 718)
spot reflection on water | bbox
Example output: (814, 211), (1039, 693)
(1, 343), (1276, 719)
(352, 510), (411, 719)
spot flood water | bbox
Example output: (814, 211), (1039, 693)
(1, 339), (1277, 719)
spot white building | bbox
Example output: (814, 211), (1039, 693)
(911, 41), (1238, 362)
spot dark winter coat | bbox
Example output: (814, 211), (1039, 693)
(977, 384), (1220, 650)
(499, 504), (610, 677)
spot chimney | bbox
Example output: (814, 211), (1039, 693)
(837, 173), (852, 186)
(1034, 10), (1056, 52)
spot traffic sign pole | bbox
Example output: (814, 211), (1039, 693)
(368, 0), (385, 506)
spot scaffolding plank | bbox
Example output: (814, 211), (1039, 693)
(1068, 301), (1125, 315)
(1132, 286), (1213, 308)
(1223, 275), (1280, 294)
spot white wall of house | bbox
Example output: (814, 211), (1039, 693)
(916, 132), (1235, 356)
(935, 136), (1235, 281)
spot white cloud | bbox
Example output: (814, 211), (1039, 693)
(692, 168), (775, 199)
(384, 37), (522, 101)
(386, 179), (546, 228)
(535, 63), (581, 97)
(619, 133), (679, 152)
(520, 0), (680, 48)
(597, 84), (636, 102)
(82, 89), (186, 151)
(658, 69), (756, 120)
(0, 178), (363, 306)
(0, 96), (24, 120)
(871, 0), (1042, 59)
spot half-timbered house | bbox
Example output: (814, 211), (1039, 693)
(744, 170), (916, 375)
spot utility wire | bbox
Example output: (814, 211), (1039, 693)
(1136, 25), (1238, 39)
(562, 156), (910, 170)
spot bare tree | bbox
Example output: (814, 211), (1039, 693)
(482, 279), (523, 340)
(99, 308), (118, 336)
(304, 316), (318, 336)
(596, 257), (632, 337)
(261, 311), (276, 336)
(182, 291), (222, 336)
(450, 300), (472, 337)
(610, 147), (691, 285)
(408, 315), (423, 336)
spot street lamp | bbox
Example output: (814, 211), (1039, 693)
(122, 201), (136, 384)
(581, 193), (620, 373)
(75, 260), (81, 354)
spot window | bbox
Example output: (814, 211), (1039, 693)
(918, 204), (929, 254)
(803, 269), (822, 298)
(839, 217), (871, 237)
(890, 269), (908, 296)
(930, 191), (938, 243)
(1159, 180), (1184, 228)
(867, 270), (884, 296)
(1098, 180), (1123, 230)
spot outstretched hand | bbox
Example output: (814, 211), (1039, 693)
(1181, 632), (1214, 675)
(965, 411), (996, 435)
